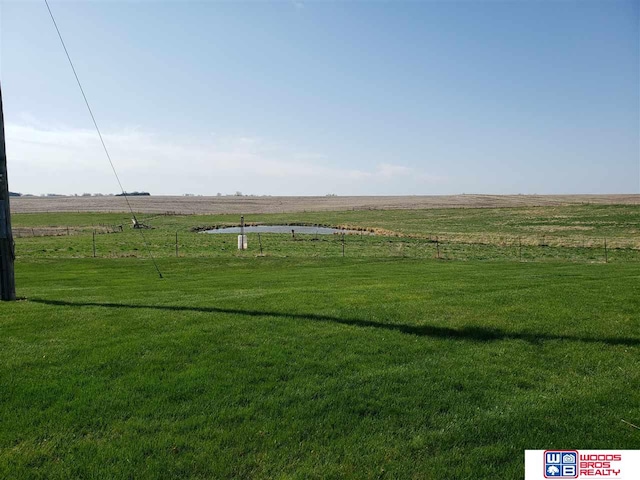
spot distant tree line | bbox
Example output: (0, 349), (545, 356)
(116, 192), (151, 196)
(9, 192), (154, 197)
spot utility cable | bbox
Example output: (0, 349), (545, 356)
(44, 0), (163, 278)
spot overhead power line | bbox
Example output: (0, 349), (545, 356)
(44, 0), (163, 278)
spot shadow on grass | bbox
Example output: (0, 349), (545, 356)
(29, 298), (639, 347)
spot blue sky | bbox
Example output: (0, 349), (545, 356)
(1, 0), (638, 196)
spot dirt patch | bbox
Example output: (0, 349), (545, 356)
(522, 226), (595, 232)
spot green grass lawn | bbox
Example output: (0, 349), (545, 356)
(1, 257), (639, 479)
(2, 205), (639, 478)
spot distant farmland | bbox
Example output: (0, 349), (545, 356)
(10, 193), (640, 215)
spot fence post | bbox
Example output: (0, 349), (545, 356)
(342, 233), (345, 257)
(175, 231), (179, 258)
(604, 238), (608, 264)
(519, 237), (522, 262)
(92, 230), (96, 258)
(258, 233), (263, 255)
(436, 236), (440, 259)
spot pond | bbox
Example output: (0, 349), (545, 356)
(203, 225), (368, 235)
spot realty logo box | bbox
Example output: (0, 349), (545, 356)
(525, 450), (640, 479)
(544, 450), (578, 478)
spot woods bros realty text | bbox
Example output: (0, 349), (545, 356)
(525, 451), (640, 479)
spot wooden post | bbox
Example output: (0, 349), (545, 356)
(67, 226), (70, 236)
(92, 230), (96, 258)
(240, 216), (245, 251)
(0, 83), (16, 300)
(519, 237), (522, 262)
(342, 233), (345, 257)
(436, 236), (440, 259)
(604, 238), (608, 264)
(258, 233), (263, 255)
(175, 231), (179, 258)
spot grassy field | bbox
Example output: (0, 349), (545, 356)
(10, 204), (640, 263)
(2, 205), (639, 478)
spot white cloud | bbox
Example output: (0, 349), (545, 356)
(4, 122), (445, 195)
(291, 0), (305, 10)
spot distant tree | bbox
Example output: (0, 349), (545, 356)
(8, 192), (22, 197)
(116, 191), (150, 196)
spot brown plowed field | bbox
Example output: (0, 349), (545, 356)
(10, 194), (639, 215)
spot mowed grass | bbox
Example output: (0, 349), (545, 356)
(1, 256), (639, 479)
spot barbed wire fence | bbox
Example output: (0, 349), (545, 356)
(11, 222), (640, 264)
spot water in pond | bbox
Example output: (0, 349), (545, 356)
(203, 225), (366, 235)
